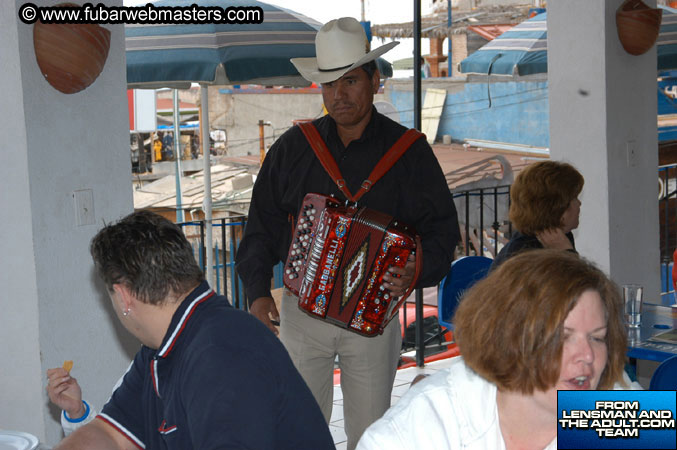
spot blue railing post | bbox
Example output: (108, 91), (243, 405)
(214, 241), (221, 294)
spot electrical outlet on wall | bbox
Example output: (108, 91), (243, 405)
(626, 140), (637, 168)
(73, 189), (95, 226)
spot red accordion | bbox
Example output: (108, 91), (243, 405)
(283, 193), (419, 336)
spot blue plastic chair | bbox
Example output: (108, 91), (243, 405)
(437, 256), (493, 331)
(650, 355), (677, 390)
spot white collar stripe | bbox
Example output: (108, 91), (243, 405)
(152, 360), (160, 398)
(157, 288), (212, 357)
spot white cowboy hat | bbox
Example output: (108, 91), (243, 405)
(291, 17), (399, 84)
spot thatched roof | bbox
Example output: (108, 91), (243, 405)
(371, 4), (534, 39)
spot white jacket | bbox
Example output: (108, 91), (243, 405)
(357, 357), (545, 450)
(356, 357), (641, 450)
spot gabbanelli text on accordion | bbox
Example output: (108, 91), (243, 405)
(283, 193), (419, 337)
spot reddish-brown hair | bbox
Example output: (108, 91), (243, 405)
(454, 249), (625, 393)
(509, 161), (584, 235)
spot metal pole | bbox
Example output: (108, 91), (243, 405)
(201, 85), (213, 287)
(415, 288), (424, 367)
(447, 0), (452, 77)
(173, 89), (184, 223)
(259, 120), (265, 167)
(414, 0), (422, 131)
(413, 0), (424, 368)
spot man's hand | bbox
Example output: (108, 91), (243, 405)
(536, 228), (574, 251)
(381, 253), (416, 297)
(47, 367), (85, 419)
(249, 296), (280, 336)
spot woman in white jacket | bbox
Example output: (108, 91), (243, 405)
(357, 249), (633, 450)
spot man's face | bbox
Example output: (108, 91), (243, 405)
(321, 67), (379, 128)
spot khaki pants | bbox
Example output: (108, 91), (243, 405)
(280, 289), (402, 450)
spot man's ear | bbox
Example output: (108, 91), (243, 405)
(372, 69), (381, 93)
(112, 283), (134, 311)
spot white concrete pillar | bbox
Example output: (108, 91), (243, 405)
(549, 0), (660, 299)
(0, 1), (137, 445)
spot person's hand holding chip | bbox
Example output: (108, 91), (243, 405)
(47, 361), (85, 419)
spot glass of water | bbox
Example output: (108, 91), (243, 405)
(623, 284), (643, 328)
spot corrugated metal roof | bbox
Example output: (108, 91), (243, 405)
(133, 164), (253, 212)
(371, 4), (532, 39)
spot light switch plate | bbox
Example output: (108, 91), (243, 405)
(626, 140), (637, 168)
(73, 189), (95, 226)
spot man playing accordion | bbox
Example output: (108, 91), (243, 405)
(235, 17), (460, 450)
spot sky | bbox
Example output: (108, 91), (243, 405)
(122, 0), (434, 70)
(263, 0), (432, 64)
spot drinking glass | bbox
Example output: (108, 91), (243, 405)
(623, 284), (643, 328)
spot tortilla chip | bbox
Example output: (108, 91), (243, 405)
(63, 360), (73, 372)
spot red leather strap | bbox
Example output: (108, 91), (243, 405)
(353, 129), (424, 202)
(298, 122), (354, 201)
(298, 122), (425, 203)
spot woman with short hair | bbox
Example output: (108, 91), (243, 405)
(492, 160), (584, 269)
(356, 250), (635, 450)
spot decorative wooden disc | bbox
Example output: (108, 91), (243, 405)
(616, 0), (662, 56)
(33, 3), (111, 94)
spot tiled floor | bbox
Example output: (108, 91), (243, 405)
(328, 356), (457, 448)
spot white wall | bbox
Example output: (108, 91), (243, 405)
(549, 0), (660, 299)
(210, 90), (388, 157)
(0, 0), (138, 445)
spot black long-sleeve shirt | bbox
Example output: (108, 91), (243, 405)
(235, 109), (460, 305)
(490, 230), (576, 270)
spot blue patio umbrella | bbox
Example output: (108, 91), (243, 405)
(658, 6), (677, 73)
(125, 0), (393, 285)
(125, 0), (321, 286)
(459, 12), (547, 76)
(125, 0), (322, 88)
(461, 7), (677, 76)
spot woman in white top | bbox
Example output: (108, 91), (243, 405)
(357, 249), (632, 450)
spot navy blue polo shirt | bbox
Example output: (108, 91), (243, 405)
(98, 281), (333, 449)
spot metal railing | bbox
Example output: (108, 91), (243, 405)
(177, 185), (513, 366)
(176, 175), (677, 365)
(659, 164), (677, 300)
(180, 215), (285, 311)
(453, 185), (512, 258)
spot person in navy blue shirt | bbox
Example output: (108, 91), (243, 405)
(54, 210), (333, 450)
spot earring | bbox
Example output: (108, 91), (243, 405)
(123, 308), (130, 316)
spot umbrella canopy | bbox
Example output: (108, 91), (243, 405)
(658, 6), (677, 73)
(125, 0), (324, 287)
(125, 0), (393, 287)
(462, 7), (677, 76)
(459, 12), (547, 76)
(125, 0), (322, 89)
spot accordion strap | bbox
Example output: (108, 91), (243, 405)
(298, 122), (424, 202)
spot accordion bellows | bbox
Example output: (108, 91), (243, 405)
(284, 193), (418, 336)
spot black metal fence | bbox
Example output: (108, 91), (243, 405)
(453, 185), (512, 258)
(177, 176), (677, 364)
(659, 163), (677, 296)
(178, 184), (513, 365)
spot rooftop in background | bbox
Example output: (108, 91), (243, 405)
(371, 4), (534, 39)
(132, 144), (542, 216)
(432, 142), (543, 190)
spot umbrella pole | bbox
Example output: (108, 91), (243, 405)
(173, 89), (184, 223)
(414, 0), (422, 132)
(447, 0), (452, 77)
(201, 85), (214, 288)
